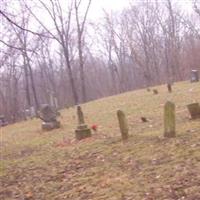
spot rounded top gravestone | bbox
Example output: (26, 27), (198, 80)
(40, 104), (57, 122)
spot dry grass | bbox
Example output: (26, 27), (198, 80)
(1, 81), (200, 200)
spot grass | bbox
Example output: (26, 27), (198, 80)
(0, 81), (200, 200)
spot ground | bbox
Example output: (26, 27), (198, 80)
(1, 81), (200, 200)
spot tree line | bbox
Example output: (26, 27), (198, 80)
(0, 0), (200, 123)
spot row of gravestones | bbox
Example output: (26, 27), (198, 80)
(115, 102), (200, 141)
(0, 70), (198, 127)
(148, 69), (199, 95)
(39, 101), (200, 141)
(37, 69), (199, 138)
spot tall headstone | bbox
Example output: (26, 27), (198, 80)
(117, 110), (129, 141)
(40, 104), (60, 131)
(167, 83), (172, 93)
(191, 70), (199, 82)
(164, 101), (176, 138)
(54, 97), (58, 110)
(77, 106), (85, 124)
(49, 92), (58, 110)
(30, 106), (36, 119)
(75, 106), (91, 140)
(187, 103), (200, 119)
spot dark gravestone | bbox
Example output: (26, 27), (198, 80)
(75, 106), (91, 140)
(187, 103), (200, 119)
(167, 83), (172, 93)
(40, 104), (60, 131)
(153, 89), (158, 95)
(164, 101), (176, 138)
(191, 70), (199, 82)
(0, 115), (8, 127)
(141, 117), (148, 122)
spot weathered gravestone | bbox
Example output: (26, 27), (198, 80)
(191, 70), (199, 82)
(153, 89), (158, 95)
(75, 106), (91, 140)
(0, 115), (8, 127)
(167, 83), (172, 93)
(39, 104), (60, 131)
(187, 103), (200, 119)
(25, 106), (36, 120)
(49, 92), (58, 110)
(164, 101), (176, 138)
(25, 109), (31, 120)
(117, 110), (129, 141)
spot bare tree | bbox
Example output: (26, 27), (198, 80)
(74, 0), (92, 102)
(23, 0), (79, 104)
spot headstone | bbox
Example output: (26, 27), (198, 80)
(24, 107), (36, 119)
(153, 89), (158, 95)
(75, 106), (91, 140)
(164, 101), (176, 138)
(147, 88), (151, 92)
(141, 117), (148, 122)
(54, 97), (58, 109)
(25, 109), (31, 120)
(191, 70), (199, 82)
(0, 119), (3, 127)
(167, 83), (172, 93)
(30, 106), (36, 119)
(187, 103), (200, 119)
(0, 115), (8, 127)
(117, 110), (129, 141)
(39, 104), (60, 131)
(49, 92), (58, 110)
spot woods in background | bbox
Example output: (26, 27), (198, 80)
(0, 0), (200, 123)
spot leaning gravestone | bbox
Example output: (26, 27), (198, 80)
(117, 110), (129, 141)
(164, 101), (176, 138)
(39, 104), (60, 131)
(191, 70), (199, 82)
(75, 106), (91, 140)
(187, 103), (200, 119)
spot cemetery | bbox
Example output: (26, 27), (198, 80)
(1, 81), (200, 200)
(1, 0), (200, 198)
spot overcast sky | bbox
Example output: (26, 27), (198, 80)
(88, 0), (193, 19)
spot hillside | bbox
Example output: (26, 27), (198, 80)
(1, 81), (200, 200)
